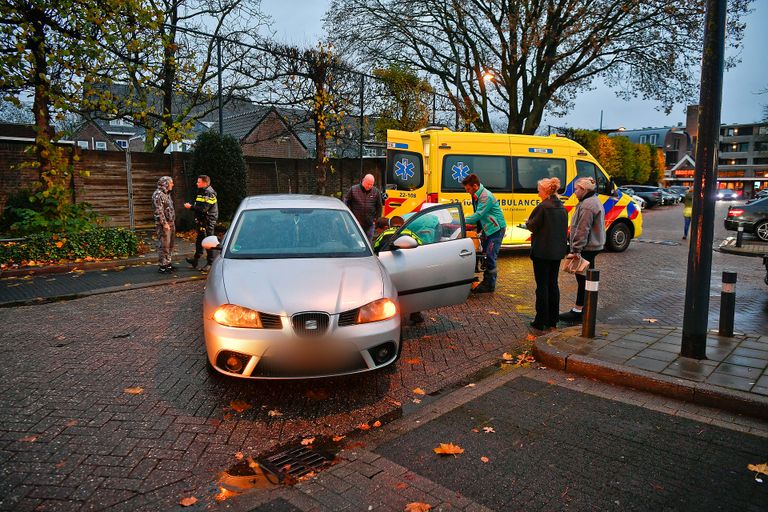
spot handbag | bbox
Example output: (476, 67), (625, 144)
(560, 254), (589, 274)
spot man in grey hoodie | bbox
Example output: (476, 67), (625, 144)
(559, 177), (605, 322)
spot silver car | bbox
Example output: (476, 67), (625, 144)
(201, 195), (476, 379)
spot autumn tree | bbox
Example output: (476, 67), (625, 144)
(0, 0), (158, 225)
(372, 64), (433, 139)
(634, 144), (651, 184)
(99, 0), (270, 153)
(648, 145), (666, 184)
(326, 0), (751, 134)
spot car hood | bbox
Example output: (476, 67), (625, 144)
(219, 257), (387, 315)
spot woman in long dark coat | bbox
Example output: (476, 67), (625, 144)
(525, 177), (568, 332)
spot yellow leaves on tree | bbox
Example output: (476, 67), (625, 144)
(433, 443), (464, 456)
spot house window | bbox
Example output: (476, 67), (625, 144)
(649, 134), (658, 145)
(758, 126), (768, 135)
(639, 135), (647, 143)
(95, 141), (108, 151)
(116, 139), (128, 149)
(755, 142), (768, 152)
(76, 140), (89, 150)
(109, 118), (133, 127)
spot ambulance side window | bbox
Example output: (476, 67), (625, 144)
(576, 160), (611, 195)
(440, 155), (512, 192)
(513, 158), (566, 193)
(386, 150), (424, 191)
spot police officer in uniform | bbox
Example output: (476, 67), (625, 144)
(184, 175), (218, 273)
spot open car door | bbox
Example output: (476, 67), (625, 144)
(377, 203), (476, 315)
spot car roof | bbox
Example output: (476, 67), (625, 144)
(239, 194), (346, 211)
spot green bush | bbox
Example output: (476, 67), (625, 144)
(0, 227), (138, 267)
(191, 131), (246, 222)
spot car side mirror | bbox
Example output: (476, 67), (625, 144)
(201, 235), (222, 250)
(392, 235), (419, 250)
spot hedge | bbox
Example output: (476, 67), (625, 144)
(0, 228), (139, 267)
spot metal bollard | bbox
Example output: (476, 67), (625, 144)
(582, 269), (599, 338)
(735, 224), (744, 248)
(718, 271), (737, 337)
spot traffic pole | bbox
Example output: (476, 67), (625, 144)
(735, 224), (744, 248)
(582, 269), (599, 339)
(718, 272), (737, 337)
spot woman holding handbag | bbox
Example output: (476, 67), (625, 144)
(525, 177), (568, 332)
(559, 177), (606, 323)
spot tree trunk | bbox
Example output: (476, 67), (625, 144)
(29, 20), (54, 176)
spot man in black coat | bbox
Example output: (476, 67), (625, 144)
(184, 175), (218, 273)
(343, 174), (383, 239)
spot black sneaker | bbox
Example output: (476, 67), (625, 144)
(166, 264), (178, 272)
(558, 310), (583, 322)
(158, 265), (168, 274)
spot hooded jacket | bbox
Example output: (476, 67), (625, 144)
(569, 190), (605, 254)
(152, 176), (175, 226)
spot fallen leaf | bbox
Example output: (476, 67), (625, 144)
(282, 464), (292, 472)
(332, 435), (346, 442)
(642, 318), (658, 323)
(55, 460), (66, 468)
(412, 387), (426, 395)
(404, 502), (432, 512)
(482, 427), (495, 433)
(124, 387), (144, 395)
(214, 486), (240, 501)
(372, 420), (382, 428)
(433, 443), (464, 456)
(412, 398), (422, 404)
(501, 352), (515, 361)
(566, 377), (576, 382)
(65, 419), (78, 427)
(748, 462), (768, 482)
(267, 409), (283, 417)
(358, 423), (371, 430)
(234, 452), (244, 460)
(385, 398), (402, 406)
(18, 435), (37, 442)
(465, 383), (476, 388)
(395, 482), (409, 490)
(480, 456), (490, 463)
(301, 437), (315, 446)
(179, 496), (198, 507)
(526, 334), (537, 341)
(230, 399), (252, 413)
(471, 428), (479, 433)
(404, 358), (421, 364)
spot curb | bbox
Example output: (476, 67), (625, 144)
(717, 245), (768, 258)
(0, 256), (158, 279)
(533, 336), (768, 421)
(0, 275), (205, 308)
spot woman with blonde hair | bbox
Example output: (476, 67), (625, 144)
(525, 177), (568, 332)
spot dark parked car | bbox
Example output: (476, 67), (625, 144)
(660, 188), (681, 204)
(724, 197), (768, 241)
(663, 187), (686, 202)
(621, 185), (663, 208)
(668, 185), (690, 198)
(755, 189), (768, 200)
(717, 189), (740, 201)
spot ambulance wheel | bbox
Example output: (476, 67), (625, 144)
(606, 222), (631, 252)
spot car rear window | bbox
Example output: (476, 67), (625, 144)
(226, 208), (372, 259)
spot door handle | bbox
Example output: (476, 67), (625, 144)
(459, 250), (473, 257)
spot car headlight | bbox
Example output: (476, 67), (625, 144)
(357, 298), (398, 324)
(213, 304), (263, 328)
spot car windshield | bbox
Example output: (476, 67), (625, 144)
(225, 208), (372, 259)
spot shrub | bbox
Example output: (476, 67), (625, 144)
(191, 131), (246, 222)
(0, 228), (138, 267)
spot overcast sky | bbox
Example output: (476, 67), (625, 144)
(260, 0), (768, 131)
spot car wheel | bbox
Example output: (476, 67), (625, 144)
(755, 220), (768, 242)
(606, 222), (631, 252)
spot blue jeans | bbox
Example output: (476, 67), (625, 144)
(683, 217), (691, 237)
(481, 228), (504, 289)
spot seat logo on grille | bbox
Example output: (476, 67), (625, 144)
(305, 319), (318, 330)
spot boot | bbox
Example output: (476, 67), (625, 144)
(186, 257), (199, 269)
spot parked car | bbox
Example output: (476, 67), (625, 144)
(717, 189), (740, 201)
(755, 189), (768, 200)
(668, 185), (690, 198)
(662, 187), (685, 203)
(724, 197), (768, 241)
(618, 187), (645, 209)
(621, 185), (663, 208)
(200, 195), (475, 379)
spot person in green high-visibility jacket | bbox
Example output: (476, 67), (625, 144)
(184, 175), (218, 273)
(461, 173), (506, 293)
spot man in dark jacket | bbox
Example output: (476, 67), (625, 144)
(526, 177), (568, 332)
(343, 174), (383, 239)
(184, 175), (218, 273)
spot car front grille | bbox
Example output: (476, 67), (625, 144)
(260, 312), (283, 329)
(337, 308), (359, 326)
(291, 312), (329, 337)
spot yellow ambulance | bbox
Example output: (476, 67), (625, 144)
(384, 127), (643, 252)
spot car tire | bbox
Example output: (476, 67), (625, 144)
(606, 222), (631, 252)
(755, 220), (768, 242)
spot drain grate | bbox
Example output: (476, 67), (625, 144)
(258, 445), (335, 480)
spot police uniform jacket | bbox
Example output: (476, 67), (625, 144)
(192, 185), (218, 229)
